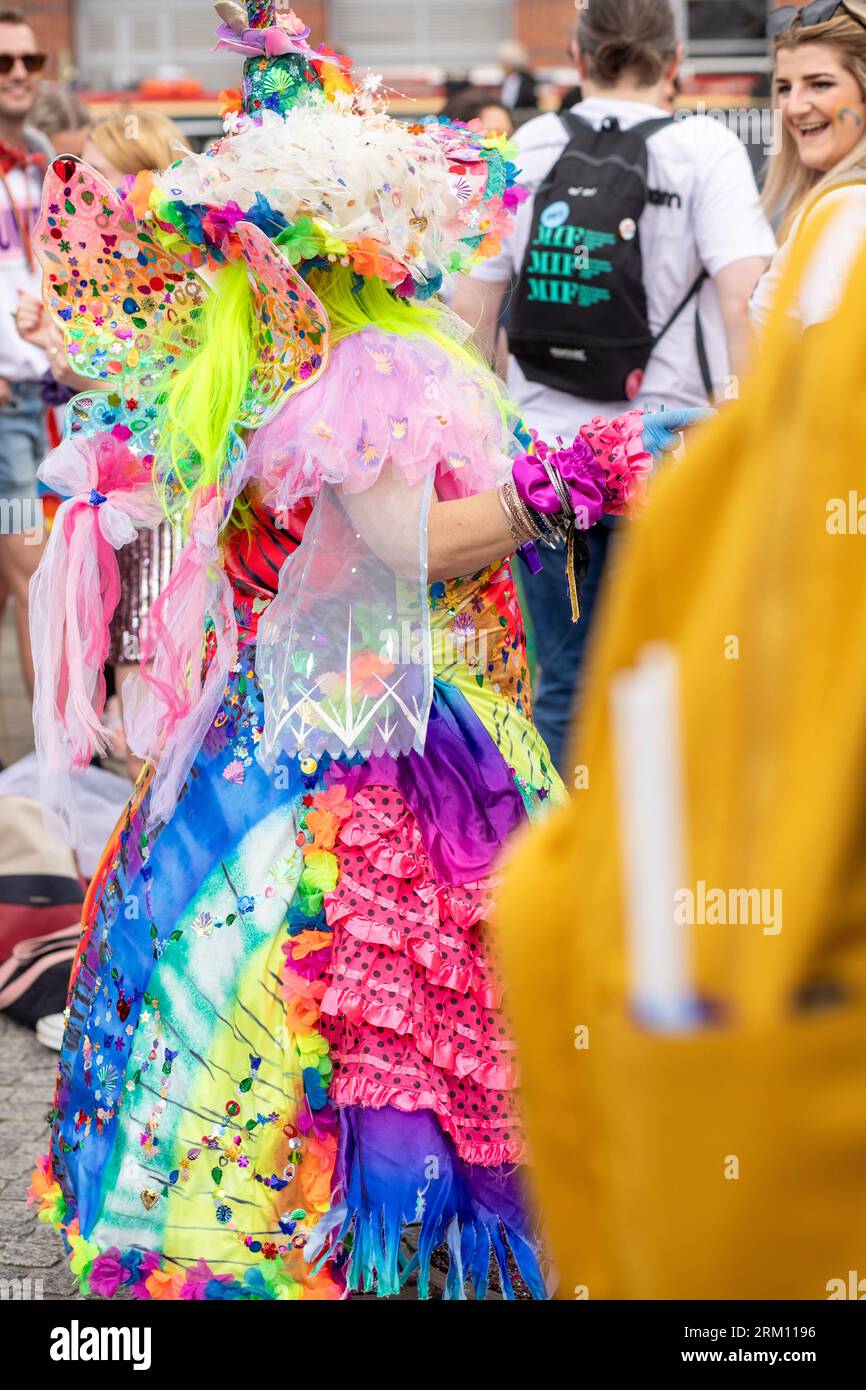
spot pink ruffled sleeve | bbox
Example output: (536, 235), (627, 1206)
(245, 325), (516, 511)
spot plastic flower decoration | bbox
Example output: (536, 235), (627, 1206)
(314, 218), (349, 263)
(279, 216), (322, 265)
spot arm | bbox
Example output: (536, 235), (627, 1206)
(713, 256), (768, 377)
(452, 276), (509, 369)
(340, 469), (514, 585)
(344, 405), (701, 585)
(427, 489), (514, 582)
(689, 122), (776, 379)
(15, 292), (93, 392)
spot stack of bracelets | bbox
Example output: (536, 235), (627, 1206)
(498, 465), (591, 623)
(497, 464), (576, 551)
(496, 406), (709, 618)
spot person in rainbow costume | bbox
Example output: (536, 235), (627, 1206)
(26, 3), (698, 1300)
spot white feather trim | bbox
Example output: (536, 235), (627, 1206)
(156, 104), (467, 280)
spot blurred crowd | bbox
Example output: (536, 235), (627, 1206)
(0, 9), (184, 775)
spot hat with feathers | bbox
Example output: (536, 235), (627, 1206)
(132, 3), (527, 299)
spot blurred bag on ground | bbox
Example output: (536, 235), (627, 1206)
(0, 795), (85, 1027)
(0, 752), (131, 878)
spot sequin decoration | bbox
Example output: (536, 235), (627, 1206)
(60, 391), (167, 480)
(62, 389), (247, 519)
(35, 158), (207, 391)
(245, 0), (276, 27)
(235, 222), (330, 428)
(243, 52), (311, 118)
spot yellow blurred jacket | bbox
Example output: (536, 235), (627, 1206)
(495, 206), (866, 1301)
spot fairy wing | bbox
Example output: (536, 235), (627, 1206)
(235, 222), (330, 428)
(35, 164), (330, 442)
(35, 157), (207, 391)
(62, 388), (163, 462)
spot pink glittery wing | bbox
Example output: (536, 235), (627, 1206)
(235, 221), (330, 429)
(35, 156), (207, 391)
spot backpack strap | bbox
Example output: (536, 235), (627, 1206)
(694, 298), (714, 401)
(558, 110), (596, 142)
(627, 115), (678, 141)
(559, 112), (677, 145)
(654, 269), (708, 342)
(653, 269), (714, 400)
(632, 113), (713, 399)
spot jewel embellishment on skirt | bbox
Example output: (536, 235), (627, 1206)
(140, 1189), (160, 1210)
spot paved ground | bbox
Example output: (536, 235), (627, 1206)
(0, 608), (77, 1298)
(0, 1012), (448, 1302)
(0, 1014), (81, 1300)
(0, 606), (35, 769)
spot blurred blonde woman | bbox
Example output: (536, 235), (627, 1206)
(28, 82), (91, 155)
(16, 109), (185, 778)
(752, 1), (866, 329)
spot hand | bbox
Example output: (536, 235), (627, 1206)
(14, 290), (51, 349)
(640, 407), (715, 461)
(0, 377), (12, 408)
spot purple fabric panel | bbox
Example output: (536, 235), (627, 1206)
(327, 679), (526, 885)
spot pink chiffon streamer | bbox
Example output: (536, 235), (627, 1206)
(30, 433), (165, 838)
(123, 490), (240, 829)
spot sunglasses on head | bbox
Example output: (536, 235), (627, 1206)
(768, 1), (866, 36)
(0, 52), (47, 76)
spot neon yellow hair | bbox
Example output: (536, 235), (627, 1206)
(306, 265), (485, 365)
(159, 259), (255, 521)
(160, 259), (515, 531)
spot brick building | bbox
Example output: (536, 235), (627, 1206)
(24, 2), (769, 89)
(15, 1), (74, 77)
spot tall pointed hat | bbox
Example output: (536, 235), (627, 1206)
(159, 2), (527, 298)
(215, 2), (341, 117)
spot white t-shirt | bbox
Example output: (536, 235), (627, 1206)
(0, 162), (48, 383)
(471, 97), (776, 441)
(750, 183), (866, 331)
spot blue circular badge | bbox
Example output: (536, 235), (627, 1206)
(540, 200), (570, 230)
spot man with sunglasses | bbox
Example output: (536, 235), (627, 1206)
(0, 7), (51, 701)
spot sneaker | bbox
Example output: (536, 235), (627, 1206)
(36, 1014), (66, 1052)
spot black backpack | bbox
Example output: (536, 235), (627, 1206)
(509, 112), (712, 403)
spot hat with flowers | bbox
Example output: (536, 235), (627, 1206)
(130, 2), (527, 300)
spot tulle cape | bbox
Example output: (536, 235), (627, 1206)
(246, 325), (516, 509)
(249, 327), (520, 774)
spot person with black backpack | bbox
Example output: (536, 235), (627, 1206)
(454, 0), (775, 779)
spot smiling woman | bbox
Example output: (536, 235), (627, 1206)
(750, 2), (866, 329)
(763, 3), (866, 227)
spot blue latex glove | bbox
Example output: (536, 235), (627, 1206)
(641, 407), (715, 460)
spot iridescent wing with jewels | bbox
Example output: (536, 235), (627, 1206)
(34, 158), (330, 449)
(234, 222), (330, 428)
(35, 157), (206, 392)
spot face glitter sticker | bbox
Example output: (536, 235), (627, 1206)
(36, 158), (207, 391)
